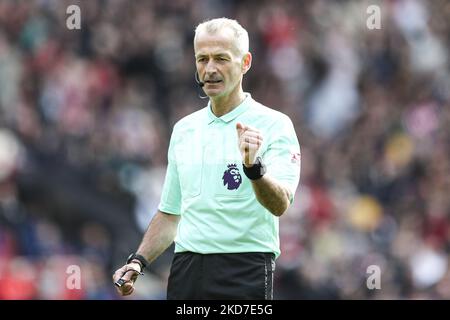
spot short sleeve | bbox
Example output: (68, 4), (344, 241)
(158, 128), (182, 215)
(262, 115), (301, 203)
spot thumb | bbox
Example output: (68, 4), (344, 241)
(121, 282), (135, 296)
(236, 122), (247, 136)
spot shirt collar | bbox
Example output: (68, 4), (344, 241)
(207, 93), (251, 125)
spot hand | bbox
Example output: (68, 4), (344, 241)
(112, 262), (142, 296)
(236, 122), (263, 167)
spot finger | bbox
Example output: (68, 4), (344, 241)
(114, 277), (129, 295)
(240, 140), (261, 147)
(115, 272), (137, 296)
(240, 140), (263, 150)
(113, 266), (127, 282)
(236, 122), (248, 136)
(115, 282), (126, 296)
(121, 282), (135, 296)
(240, 135), (263, 148)
(121, 268), (140, 282)
(240, 143), (259, 155)
(113, 265), (140, 291)
(240, 140), (260, 151)
(243, 148), (259, 166)
(240, 131), (263, 140)
(241, 135), (263, 142)
(116, 282), (134, 296)
(241, 136), (263, 145)
(241, 124), (260, 133)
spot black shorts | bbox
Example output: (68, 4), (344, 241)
(167, 252), (275, 300)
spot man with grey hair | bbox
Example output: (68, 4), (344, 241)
(113, 17), (301, 300)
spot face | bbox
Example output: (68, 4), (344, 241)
(194, 29), (251, 99)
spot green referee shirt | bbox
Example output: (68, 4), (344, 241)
(158, 93), (300, 258)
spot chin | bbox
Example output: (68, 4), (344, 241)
(204, 89), (223, 97)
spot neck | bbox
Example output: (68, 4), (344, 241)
(210, 88), (246, 117)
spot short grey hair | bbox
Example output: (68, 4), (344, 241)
(194, 18), (249, 56)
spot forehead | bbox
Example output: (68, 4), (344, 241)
(194, 29), (239, 56)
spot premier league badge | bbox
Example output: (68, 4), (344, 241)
(222, 164), (242, 190)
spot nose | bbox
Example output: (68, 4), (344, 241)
(205, 60), (218, 75)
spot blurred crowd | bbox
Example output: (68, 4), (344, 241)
(0, 0), (449, 299)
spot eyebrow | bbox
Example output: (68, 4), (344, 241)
(195, 52), (231, 59)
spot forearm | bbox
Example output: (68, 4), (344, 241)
(136, 210), (180, 264)
(251, 175), (291, 217)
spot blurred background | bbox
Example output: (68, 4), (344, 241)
(0, 0), (449, 299)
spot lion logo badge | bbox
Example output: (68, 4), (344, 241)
(222, 164), (242, 190)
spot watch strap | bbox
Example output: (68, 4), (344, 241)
(127, 253), (149, 271)
(243, 157), (266, 180)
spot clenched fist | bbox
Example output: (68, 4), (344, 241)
(236, 122), (263, 167)
(112, 262), (142, 296)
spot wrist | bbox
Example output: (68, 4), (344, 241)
(243, 157), (266, 180)
(127, 253), (149, 271)
(129, 260), (143, 272)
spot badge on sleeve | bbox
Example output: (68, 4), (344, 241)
(290, 150), (301, 165)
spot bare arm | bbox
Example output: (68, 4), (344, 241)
(237, 122), (292, 217)
(136, 210), (180, 263)
(249, 173), (291, 217)
(113, 210), (180, 296)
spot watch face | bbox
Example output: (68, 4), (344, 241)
(257, 157), (266, 174)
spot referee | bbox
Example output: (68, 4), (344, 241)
(113, 18), (301, 300)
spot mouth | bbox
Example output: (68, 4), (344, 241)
(205, 80), (222, 84)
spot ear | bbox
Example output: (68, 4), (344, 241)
(241, 52), (252, 75)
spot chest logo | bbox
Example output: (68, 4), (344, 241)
(222, 164), (242, 190)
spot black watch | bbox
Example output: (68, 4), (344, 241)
(243, 156), (266, 180)
(127, 253), (149, 271)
